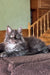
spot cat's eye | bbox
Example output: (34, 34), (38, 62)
(15, 35), (19, 39)
(15, 36), (18, 39)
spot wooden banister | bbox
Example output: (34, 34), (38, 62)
(28, 10), (50, 37)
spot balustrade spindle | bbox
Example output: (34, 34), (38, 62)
(37, 22), (38, 38)
(40, 19), (42, 36)
(33, 25), (35, 37)
(44, 16), (46, 32)
(47, 13), (49, 30)
(28, 23), (31, 37)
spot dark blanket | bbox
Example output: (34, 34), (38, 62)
(0, 53), (50, 75)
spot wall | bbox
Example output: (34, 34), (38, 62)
(0, 0), (30, 30)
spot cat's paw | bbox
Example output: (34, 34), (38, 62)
(0, 52), (7, 57)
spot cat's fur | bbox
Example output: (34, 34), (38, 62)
(0, 26), (49, 57)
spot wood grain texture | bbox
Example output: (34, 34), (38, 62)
(31, 0), (50, 9)
(41, 0), (50, 8)
(0, 30), (6, 43)
(30, 0), (50, 23)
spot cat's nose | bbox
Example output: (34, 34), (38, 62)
(9, 40), (15, 44)
(15, 41), (18, 43)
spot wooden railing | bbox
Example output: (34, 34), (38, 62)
(28, 10), (50, 38)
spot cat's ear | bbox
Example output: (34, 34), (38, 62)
(7, 26), (12, 34)
(17, 27), (22, 33)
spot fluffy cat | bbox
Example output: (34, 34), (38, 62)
(0, 26), (49, 57)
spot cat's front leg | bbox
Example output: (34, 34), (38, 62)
(0, 43), (5, 53)
(0, 52), (8, 57)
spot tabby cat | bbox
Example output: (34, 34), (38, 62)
(0, 26), (49, 57)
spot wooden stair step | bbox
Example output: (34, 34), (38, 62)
(41, 40), (50, 42)
(41, 34), (50, 38)
(46, 29), (50, 32)
(40, 36), (50, 38)
(45, 43), (50, 45)
(44, 40), (50, 43)
(41, 40), (50, 43)
(38, 24), (50, 46)
(42, 34), (50, 37)
(46, 32), (50, 33)
(39, 37), (50, 40)
(39, 37), (50, 41)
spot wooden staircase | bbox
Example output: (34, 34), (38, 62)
(28, 10), (50, 45)
(39, 29), (50, 45)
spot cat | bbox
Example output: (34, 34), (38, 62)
(0, 26), (49, 57)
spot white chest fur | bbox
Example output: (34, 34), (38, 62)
(5, 43), (18, 52)
(7, 44), (16, 49)
(5, 44), (20, 53)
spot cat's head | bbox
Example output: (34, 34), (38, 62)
(4, 26), (25, 45)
